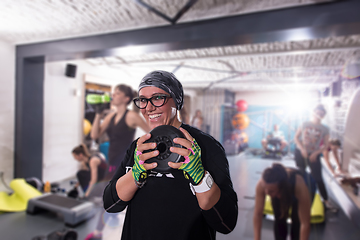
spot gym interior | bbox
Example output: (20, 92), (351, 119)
(1, 1), (360, 239)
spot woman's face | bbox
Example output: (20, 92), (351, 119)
(138, 86), (177, 130)
(72, 153), (83, 162)
(262, 180), (281, 198)
(111, 88), (128, 106)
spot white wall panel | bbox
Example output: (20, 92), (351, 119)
(43, 60), (143, 182)
(0, 40), (15, 192)
(43, 61), (83, 182)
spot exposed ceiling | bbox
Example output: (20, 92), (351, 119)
(3, 0), (360, 92)
(1, 0), (332, 44)
(85, 34), (360, 91)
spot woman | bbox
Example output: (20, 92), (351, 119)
(103, 70), (238, 240)
(86, 84), (150, 240)
(253, 163), (315, 240)
(191, 109), (204, 130)
(71, 144), (107, 198)
(323, 138), (344, 176)
(91, 84), (150, 178)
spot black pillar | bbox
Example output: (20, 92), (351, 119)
(15, 56), (45, 180)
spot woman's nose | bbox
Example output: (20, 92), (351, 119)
(146, 100), (155, 111)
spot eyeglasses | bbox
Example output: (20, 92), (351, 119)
(133, 94), (172, 109)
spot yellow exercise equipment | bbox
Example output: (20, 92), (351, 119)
(0, 179), (42, 212)
(263, 193), (325, 224)
(83, 119), (92, 136)
(310, 193), (325, 223)
(263, 195), (274, 216)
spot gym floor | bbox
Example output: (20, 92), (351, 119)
(1, 152), (359, 240)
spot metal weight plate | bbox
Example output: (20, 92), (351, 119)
(143, 125), (185, 172)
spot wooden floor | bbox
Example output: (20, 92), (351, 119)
(1, 151), (360, 240)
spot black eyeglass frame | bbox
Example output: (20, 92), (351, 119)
(133, 94), (172, 109)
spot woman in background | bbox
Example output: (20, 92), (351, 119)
(91, 84), (150, 178)
(191, 109), (203, 130)
(71, 144), (107, 198)
(86, 84), (150, 240)
(323, 138), (345, 176)
(253, 163), (314, 240)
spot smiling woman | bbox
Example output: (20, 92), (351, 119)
(102, 70), (238, 240)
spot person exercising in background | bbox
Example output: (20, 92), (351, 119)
(191, 109), (204, 130)
(90, 84), (150, 179)
(323, 138), (345, 176)
(86, 84), (150, 240)
(253, 163), (314, 240)
(180, 105), (190, 124)
(71, 144), (107, 198)
(261, 124), (287, 152)
(294, 104), (336, 211)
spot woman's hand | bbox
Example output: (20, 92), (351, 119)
(132, 133), (159, 183)
(168, 127), (205, 185)
(309, 151), (318, 163)
(300, 147), (308, 160)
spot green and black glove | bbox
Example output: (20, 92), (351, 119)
(132, 146), (148, 188)
(179, 139), (205, 185)
(86, 94), (110, 114)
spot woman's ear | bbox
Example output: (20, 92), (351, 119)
(125, 96), (131, 104)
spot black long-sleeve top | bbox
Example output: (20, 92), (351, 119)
(103, 124), (238, 240)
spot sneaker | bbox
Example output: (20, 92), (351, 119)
(84, 232), (102, 240)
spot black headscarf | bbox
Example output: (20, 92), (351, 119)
(138, 70), (184, 110)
